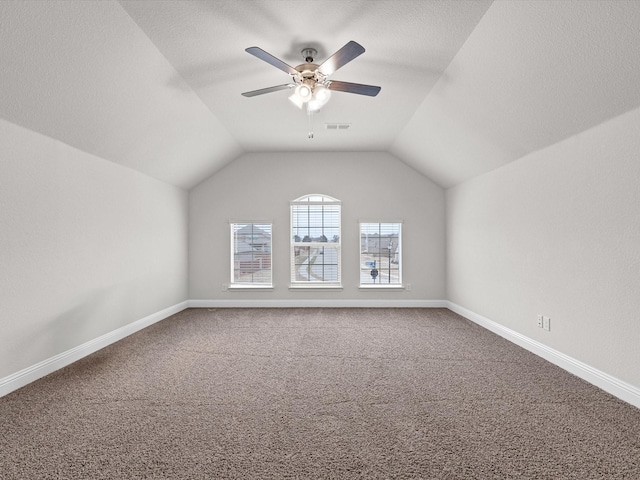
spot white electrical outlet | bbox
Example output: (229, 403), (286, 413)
(543, 316), (551, 331)
(406, 283), (412, 291)
(537, 315), (543, 328)
(221, 283), (228, 291)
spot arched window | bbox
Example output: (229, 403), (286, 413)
(290, 194), (341, 286)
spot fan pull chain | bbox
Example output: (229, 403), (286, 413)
(307, 108), (314, 139)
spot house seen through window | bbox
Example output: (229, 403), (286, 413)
(230, 223), (272, 286)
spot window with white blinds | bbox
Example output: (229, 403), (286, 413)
(360, 222), (402, 286)
(290, 195), (341, 286)
(230, 222), (272, 286)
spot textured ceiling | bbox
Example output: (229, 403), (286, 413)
(1, 1), (639, 189)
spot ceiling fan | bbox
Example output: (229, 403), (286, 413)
(241, 41), (381, 113)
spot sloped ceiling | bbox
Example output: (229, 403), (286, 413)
(391, 0), (640, 187)
(1, 1), (639, 190)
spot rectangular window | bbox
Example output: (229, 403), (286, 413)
(230, 223), (272, 287)
(360, 222), (402, 286)
(291, 195), (341, 286)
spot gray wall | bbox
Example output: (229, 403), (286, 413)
(0, 119), (189, 379)
(189, 151), (446, 302)
(446, 106), (640, 388)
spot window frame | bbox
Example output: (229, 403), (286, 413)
(229, 221), (273, 289)
(358, 221), (403, 289)
(290, 194), (342, 289)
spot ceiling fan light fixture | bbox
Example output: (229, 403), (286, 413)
(295, 84), (312, 102)
(307, 99), (321, 113)
(288, 93), (304, 109)
(313, 84), (331, 106)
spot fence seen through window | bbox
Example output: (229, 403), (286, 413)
(231, 223), (272, 286)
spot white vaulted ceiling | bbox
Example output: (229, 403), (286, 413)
(1, 0), (640, 189)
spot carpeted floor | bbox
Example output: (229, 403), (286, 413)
(1, 308), (639, 479)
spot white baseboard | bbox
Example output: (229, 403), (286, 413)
(189, 299), (448, 308)
(447, 301), (640, 409)
(0, 301), (189, 398)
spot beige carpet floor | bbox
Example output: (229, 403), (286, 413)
(1, 307), (639, 479)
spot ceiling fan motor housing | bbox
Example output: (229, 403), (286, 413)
(294, 63), (328, 91)
(301, 48), (317, 63)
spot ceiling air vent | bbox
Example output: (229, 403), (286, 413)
(325, 123), (351, 130)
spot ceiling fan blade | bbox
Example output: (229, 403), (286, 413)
(245, 47), (298, 76)
(319, 41), (365, 76)
(328, 81), (381, 97)
(241, 84), (295, 97)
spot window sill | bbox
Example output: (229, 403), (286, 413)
(358, 285), (405, 290)
(227, 285), (274, 291)
(289, 284), (343, 291)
